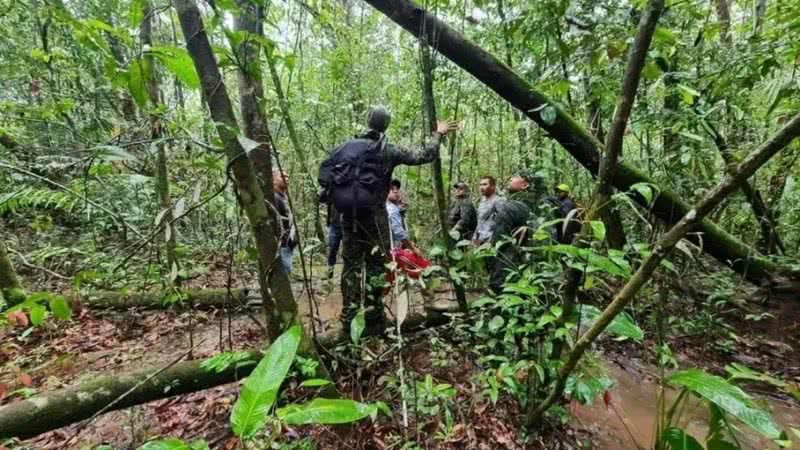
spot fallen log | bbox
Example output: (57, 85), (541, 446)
(67, 288), (252, 310)
(360, 0), (793, 287)
(0, 309), (450, 440)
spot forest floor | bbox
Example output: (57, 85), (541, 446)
(2, 264), (800, 450)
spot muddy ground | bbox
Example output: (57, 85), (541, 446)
(2, 264), (800, 449)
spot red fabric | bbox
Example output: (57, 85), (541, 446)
(385, 247), (430, 284)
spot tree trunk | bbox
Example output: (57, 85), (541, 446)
(142, 2), (178, 274)
(420, 40), (467, 311)
(716, 0), (732, 43)
(702, 119), (785, 254)
(67, 288), (250, 310)
(0, 238), (25, 306)
(234, 1), (290, 340)
(359, 0), (791, 286)
(0, 308), (450, 440)
(531, 112), (800, 426)
(174, 0), (296, 335)
(264, 45), (326, 244)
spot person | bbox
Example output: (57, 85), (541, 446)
(387, 180), (429, 280)
(391, 178), (411, 230)
(488, 170), (549, 294)
(448, 182), (477, 240)
(546, 183), (579, 244)
(318, 105), (458, 331)
(325, 203), (342, 279)
(273, 169), (296, 275)
(473, 176), (505, 245)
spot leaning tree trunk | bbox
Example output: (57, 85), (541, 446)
(67, 288), (250, 310)
(174, 0), (297, 335)
(234, 1), (292, 340)
(142, 2), (178, 274)
(531, 111), (800, 426)
(420, 39), (467, 311)
(551, 0), (663, 363)
(0, 238), (25, 306)
(358, 0), (792, 287)
(264, 47), (326, 244)
(0, 308), (450, 440)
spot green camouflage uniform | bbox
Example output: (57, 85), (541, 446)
(340, 130), (443, 328)
(489, 172), (553, 293)
(448, 196), (477, 240)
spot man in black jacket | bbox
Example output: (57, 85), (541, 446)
(328, 105), (457, 330)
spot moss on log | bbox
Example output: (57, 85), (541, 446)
(67, 288), (251, 310)
(0, 309), (449, 440)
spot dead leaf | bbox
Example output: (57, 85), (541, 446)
(19, 372), (32, 387)
(7, 311), (28, 327)
(0, 383), (7, 400)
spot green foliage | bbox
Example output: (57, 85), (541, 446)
(666, 369), (781, 440)
(200, 351), (256, 374)
(579, 304), (644, 342)
(139, 439), (210, 450)
(230, 325), (302, 439)
(3, 292), (72, 327)
(277, 398), (377, 425)
(350, 308), (366, 344)
(148, 46), (201, 89)
(0, 188), (78, 216)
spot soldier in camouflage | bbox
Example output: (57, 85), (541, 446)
(488, 169), (552, 294)
(339, 106), (458, 330)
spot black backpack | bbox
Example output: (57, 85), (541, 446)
(318, 136), (388, 220)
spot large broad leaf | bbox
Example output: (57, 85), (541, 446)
(579, 305), (643, 342)
(277, 398), (373, 425)
(350, 309), (365, 344)
(128, 58), (149, 108)
(149, 46), (201, 89)
(49, 296), (72, 320)
(230, 325), (302, 439)
(660, 428), (704, 450)
(666, 369), (781, 440)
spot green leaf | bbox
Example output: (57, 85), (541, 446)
(350, 309), (365, 344)
(128, 58), (149, 108)
(666, 369), (781, 440)
(237, 135), (261, 154)
(49, 296), (72, 320)
(590, 220), (606, 242)
(230, 325), (302, 439)
(139, 438), (190, 450)
(129, 0), (145, 29)
(448, 248), (464, 261)
(579, 305), (643, 341)
(300, 379), (332, 388)
(540, 105), (557, 125)
(660, 428), (704, 450)
(149, 46), (201, 89)
(488, 315), (505, 332)
(277, 398), (373, 425)
(630, 182), (654, 205)
(29, 304), (46, 326)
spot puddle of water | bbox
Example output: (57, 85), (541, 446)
(574, 364), (800, 449)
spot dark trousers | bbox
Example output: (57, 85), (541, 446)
(327, 223), (343, 267)
(489, 244), (524, 294)
(341, 210), (391, 327)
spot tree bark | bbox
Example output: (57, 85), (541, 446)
(0, 238), (25, 306)
(174, 0), (296, 335)
(358, 0), (790, 286)
(263, 46), (326, 243)
(142, 2), (178, 274)
(234, 1), (290, 340)
(420, 39), (467, 311)
(702, 119), (785, 254)
(716, 0), (732, 43)
(0, 308), (449, 440)
(531, 112), (800, 426)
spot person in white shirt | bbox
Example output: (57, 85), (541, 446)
(472, 175), (505, 245)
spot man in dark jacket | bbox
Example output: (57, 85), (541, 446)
(333, 105), (457, 330)
(489, 170), (549, 294)
(273, 169), (295, 275)
(448, 182), (477, 240)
